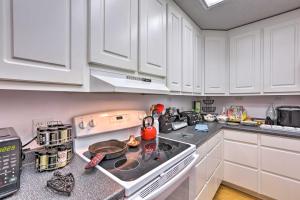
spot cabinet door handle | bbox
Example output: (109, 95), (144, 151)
(172, 81), (179, 85)
(185, 84), (191, 87)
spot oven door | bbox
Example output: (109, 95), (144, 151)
(128, 153), (198, 200)
(155, 173), (191, 200)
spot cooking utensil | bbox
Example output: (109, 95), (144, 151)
(85, 140), (127, 169)
(141, 116), (157, 140)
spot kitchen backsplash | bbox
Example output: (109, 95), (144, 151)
(0, 90), (194, 142)
(214, 96), (300, 118)
(1, 90), (300, 143)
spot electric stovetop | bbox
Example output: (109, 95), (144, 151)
(83, 137), (190, 182)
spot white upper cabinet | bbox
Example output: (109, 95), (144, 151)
(182, 18), (194, 93)
(204, 32), (227, 94)
(167, 4), (182, 92)
(89, 0), (138, 72)
(264, 19), (300, 93)
(229, 30), (261, 94)
(0, 0), (85, 85)
(194, 27), (202, 94)
(139, 0), (167, 77)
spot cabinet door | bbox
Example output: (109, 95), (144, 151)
(0, 0), (85, 85)
(89, 0), (138, 71)
(182, 19), (194, 93)
(190, 157), (206, 199)
(140, 0), (167, 77)
(167, 4), (182, 91)
(261, 171), (300, 200)
(224, 161), (258, 192)
(224, 140), (258, 168)
(204, 34), (227, 94)
(194, 28), (202, 94)
(230, 30), (261, 94)
(264, 20), (300, 93)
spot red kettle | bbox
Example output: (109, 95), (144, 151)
(141, 116), (157, 140)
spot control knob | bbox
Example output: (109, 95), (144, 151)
(79, 121), (86, 129)
(89, 119), (95, 128)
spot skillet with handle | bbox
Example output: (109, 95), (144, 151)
(85, 140), (127, 170)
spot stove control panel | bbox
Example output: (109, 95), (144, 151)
(73, 110), (146, 137)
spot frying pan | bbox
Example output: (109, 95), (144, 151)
(85, 140), (127, 170)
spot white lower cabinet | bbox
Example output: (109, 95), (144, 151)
(260, 135), (300, 200)
(224, 161), (258, 192)
(224, 140), (258, 168)
(206, 141), (222, 181)
(190, 132), (223, 200)
(223, 130), (300, 200)
(204, 163), (223, 200)
(261, 171), (300, 200)
(223, 130), (259, 193)
(261, 147), (300, 181)
(190, 157), (206, 199)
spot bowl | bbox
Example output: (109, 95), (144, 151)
(216, 115), (228, 123)
(204, 114), (216, 122)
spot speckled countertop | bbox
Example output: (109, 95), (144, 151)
(160, 122), (300, 147)
(7, 154), (124, 200)
(6, 122), (300, 200)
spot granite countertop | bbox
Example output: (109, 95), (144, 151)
(7, 154), (124, 200)
(160, 122), (300, 147)
(8, 122), (300, 200)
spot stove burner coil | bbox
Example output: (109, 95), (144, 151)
(158, 143), (172, 151)
(114, 158), (140, 171)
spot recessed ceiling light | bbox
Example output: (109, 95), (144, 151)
(202, 0), (225, 8)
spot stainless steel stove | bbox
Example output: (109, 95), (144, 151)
(73, 110), (198, 200)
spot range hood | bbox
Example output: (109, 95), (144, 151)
(90, 69), (169, 94)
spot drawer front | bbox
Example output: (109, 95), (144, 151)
(224, 140), (258, 168)
(206, 163), (223, 200)
(261, 135), (300, 153)
(195, 185), (207, 200)
(261, 172), (300, 200)
(224, 161), (258, 192)
(196, 142), (207, 163)
(261, 147), (300, 181)
(206, 141), (222, 181)
(190, 158), (207, 200)
(206, 131), (223, 154)
(224, 130), (258, 144)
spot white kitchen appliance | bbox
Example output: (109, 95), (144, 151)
(73, 110), (198, 200)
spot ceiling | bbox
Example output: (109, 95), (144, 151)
(173, 0), (300, 30)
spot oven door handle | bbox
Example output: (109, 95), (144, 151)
(144, 153), (199, 200)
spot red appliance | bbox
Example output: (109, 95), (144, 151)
(141, 116), (157, 140)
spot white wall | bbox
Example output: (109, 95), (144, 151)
(214, 96), (300, 118)
(0, 90), (194, 143)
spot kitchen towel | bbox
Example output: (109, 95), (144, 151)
(195, 124), (208, 132)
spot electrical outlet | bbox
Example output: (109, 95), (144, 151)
(32, 118), (53, 137)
